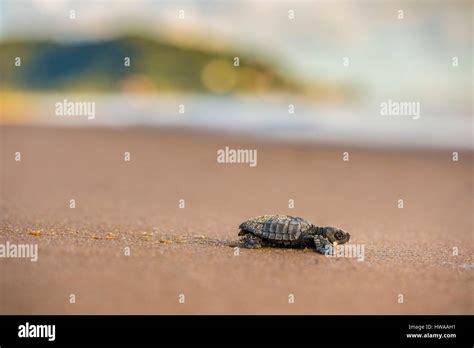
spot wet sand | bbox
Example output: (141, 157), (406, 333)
(0, 125), (472, 314)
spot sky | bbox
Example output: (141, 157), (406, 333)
(0, 0), (472, 107)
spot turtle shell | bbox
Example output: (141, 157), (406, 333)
(239, 215), (312, 245)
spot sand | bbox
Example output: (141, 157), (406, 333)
(0, 125), (472, 314)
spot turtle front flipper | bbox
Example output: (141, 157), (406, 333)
(313, 235), (333, 255)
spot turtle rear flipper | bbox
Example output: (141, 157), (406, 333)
(240, 233), (264, 249)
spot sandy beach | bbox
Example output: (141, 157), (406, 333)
(0, 125), (472, 314)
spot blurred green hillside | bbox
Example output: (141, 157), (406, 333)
(0, 35), (307, 94)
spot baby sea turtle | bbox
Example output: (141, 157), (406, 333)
(238, 215), (350, 254)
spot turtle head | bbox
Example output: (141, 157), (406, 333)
(322, 226), (350, 244)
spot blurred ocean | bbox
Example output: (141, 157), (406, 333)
(25, 94), (472, 150)
(1, 1), (471, 152)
